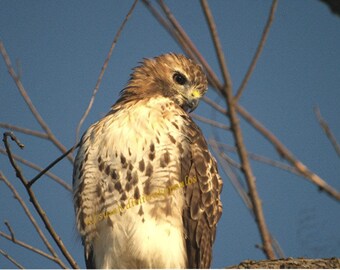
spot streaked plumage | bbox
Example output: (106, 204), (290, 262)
(73, 53), (223, 268)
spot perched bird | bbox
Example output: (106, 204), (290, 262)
(73, 53), (223, 269)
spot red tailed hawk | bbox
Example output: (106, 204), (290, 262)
(73, 53), (223, 268)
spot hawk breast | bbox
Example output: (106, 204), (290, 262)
(73, 96), (191, 268)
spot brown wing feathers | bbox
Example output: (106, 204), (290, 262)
(183, 120), (223, 268)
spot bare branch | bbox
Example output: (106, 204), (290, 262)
(202, 96), (227, 115)
(210, 139), (285, 258)
(314, 106), (340, 158)
(0, 41), (73, 163)
(0, 231), (61, 266)
(0, 147), (71, 191)
(75, 0), (139, 142)
(146, 0), (194, 59)
(4, 220), (15, 241)
(2, 132), (26, 184)
(191, 113), (230, 131)
(0, 172), (68, 268)
(200, 0), (276, 259)
(234, 0), (278, 102)
(272, 237), (286, 259)
(212, 141), (302, 176)
(209, 140), (253, 211)
(27, 143), (78, 188)
(1, 134), (79, 268)
(0, 249), (24, 269)
(200, 0), (232, 94)
(237, 104), (340, 201)
(0, 122), (48, 139)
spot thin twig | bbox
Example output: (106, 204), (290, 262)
(2, 134), (79, 268)
(210, 140), (253, 211)
(4, 221), (15, 241)
(210, 140), (285, 258)
(0, 231), (60, 265)
(0, 41), (73, 163)
(314, 106), (340, 158)
(0, 147), (71, 191)
(75, 0), (138, 142)
(0, 172), (68, 269)
(0, 122), (48, 139)
(272, 236), (285, 258)
(0, 249), (24, 269)
(212, 140), (301, 176)
(202, 96), (227, 115)
(200, 0), (276, 259)
(234, 0), (278, 102)
(148, 0), (196, 63)
(200, 0), (232, 95)
(27, 143), (78, 188)
(237, 104), (340, 201)
(191, 113), (230, 131)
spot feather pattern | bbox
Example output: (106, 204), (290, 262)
(73, 53), (223, 269)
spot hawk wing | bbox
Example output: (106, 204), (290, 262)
(72, 125), (99, 268)
(182, 115), (223, 268)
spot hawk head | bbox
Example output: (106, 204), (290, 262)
(120, 53), (208, 112)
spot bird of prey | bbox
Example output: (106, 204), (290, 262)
(73, 53), (223, 269)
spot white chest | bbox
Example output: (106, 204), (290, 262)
(88, 98), (189, 268)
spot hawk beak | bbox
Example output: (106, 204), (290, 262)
(188, 88), (201, 112)
(188, 99), (199, 113)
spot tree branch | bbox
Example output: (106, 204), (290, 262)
(314, 106), (340, 158)
(0, 122), (48, 139)
(234, 0), (278, 102)
(212, 140), (302, 176)
(200, 0), (276, 259)
(202, 96), (227, 115)
(0, 41), (73, 163)
(27, 143), (78, 188)
(210, 140), (285, 258)
(237, 104), (340, 201)
(209, 140), (253, 211)
(0, 249), (24, 269)
(0, 231), (62, 266)
(200, 0), (232, 95)
(2, 133), (79, 268)
(0, 147), (71, 191)
(191, 113), (230, 131)
(0, 172), (68, 268)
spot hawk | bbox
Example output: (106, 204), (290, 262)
(73, 53), (223, 268)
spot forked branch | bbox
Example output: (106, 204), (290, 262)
(2, 132), (79, 269)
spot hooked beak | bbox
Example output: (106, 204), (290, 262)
(187, 98), (199, 113)
(181, 88), (202, 112)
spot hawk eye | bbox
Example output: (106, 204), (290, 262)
(173, 72), (187, 85)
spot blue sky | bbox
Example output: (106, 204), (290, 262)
(1, 0), (340, 268)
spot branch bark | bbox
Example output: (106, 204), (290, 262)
(228, 257), (340, 269)
(200, 0), (276, 260)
